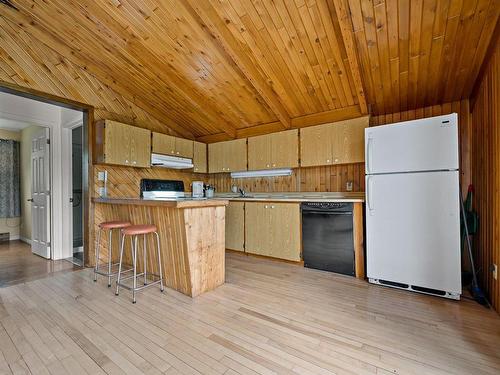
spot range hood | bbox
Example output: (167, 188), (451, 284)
(151, 153), (194, 169)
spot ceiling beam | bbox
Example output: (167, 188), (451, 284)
(196, 105), (364, 143)
(333, 0), (369, 114)
(184, 0), (291, 130)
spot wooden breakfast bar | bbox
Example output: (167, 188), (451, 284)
(93, 197), (228, 297)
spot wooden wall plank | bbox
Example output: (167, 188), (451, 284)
(470, 42), (499, 313)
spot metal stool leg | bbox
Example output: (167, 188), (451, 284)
(115, 231), (125, 296)
(107, 229), (113, 287)
(143, 234), (147, 285)
(132, 235), (138, 303)
(94, 228), (102, 282)
(155, 232), (164, 292)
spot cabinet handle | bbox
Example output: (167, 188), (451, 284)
(171, 150), (175, 154)
(227, 168), (230, 171)
(272, 164), (276, 167)
(334, 158), (339, 162)
(132, 161), (137, 165)
(326, 159), (330, 163)
(266, 164), (270, 168)
(271, 205), (275, 209)
(125, 159), (129, 163)
(264, 205), (268, 209)
(176, 151), (180, 155)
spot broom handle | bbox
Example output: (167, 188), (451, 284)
(459, 186), (478, 286)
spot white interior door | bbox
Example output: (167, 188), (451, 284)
(30, 127), (51, 258)
(366, 171), (461, 294)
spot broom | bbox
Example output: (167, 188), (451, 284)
(460, 185), (488, 306)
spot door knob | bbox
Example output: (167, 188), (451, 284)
(69, 197), (74, 203)
(27, 198), (33, 202)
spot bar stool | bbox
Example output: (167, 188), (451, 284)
(94, 221), (132, 286)
(115, 224), (164, 303)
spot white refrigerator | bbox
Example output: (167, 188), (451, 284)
(365, 113), (461, 299)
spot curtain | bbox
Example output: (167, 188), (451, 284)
(0, 139), (21, 218)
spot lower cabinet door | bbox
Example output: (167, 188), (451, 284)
(245, 202), (271, 257)
(245, 202), (301, 261)
(226, 202), (245, 251)
(269, 203), (301, 261)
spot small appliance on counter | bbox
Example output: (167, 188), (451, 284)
(192, 181), (204, 198)
(204, 184), (215, 198)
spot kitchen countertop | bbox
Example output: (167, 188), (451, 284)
(93, 197), (229, 208)
(213, 192), (365, 203)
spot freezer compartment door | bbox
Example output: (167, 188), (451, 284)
(365, 114), (459, 174)
(365, 171), (461, 294)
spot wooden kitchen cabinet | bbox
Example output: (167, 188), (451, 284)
(300, 116), (368, 167)
(225, 202), (245, 252)
(248, 129), (298, 170)
(245, 202), (270, 256)
(193, 141), (207, 173)
(129, 126), (151, 167)
(208, 138), (247, 173)
(152, 132), (193, 158)
(269, 203), (301, 261)
(245, 202), (301, 261)
(95, 119), (151, 168)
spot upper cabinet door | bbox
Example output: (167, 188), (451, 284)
(271, 129), (299, 168)
(208, 142), (224, 173)
(248, 134), (271, 170)
(193, 141), (207, 173)
(175, 137), (193, 158)
(300, 124), (332, 167)
(129, 126), (151, 168)
(152, 132), (176, 155)
(104, 120), (131, 165)
(301, 117), (368, 167)
(341, 118), (366, 164)
(225, 139), (247, 172)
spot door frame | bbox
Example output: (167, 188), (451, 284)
(0, 80), (94, 265)
(61, 121), (84, 260)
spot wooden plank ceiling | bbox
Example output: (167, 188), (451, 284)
(350, 0), (500, 114)
(0, 0), (498, 141)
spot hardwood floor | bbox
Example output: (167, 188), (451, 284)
(0, 241), (79, 287)
(0, 252), (499, 375)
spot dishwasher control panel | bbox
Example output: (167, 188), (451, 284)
(301, 202), (353, 212)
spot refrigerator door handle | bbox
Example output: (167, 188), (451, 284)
(367, 176), (374, 212)
(366, 137), (373, 173)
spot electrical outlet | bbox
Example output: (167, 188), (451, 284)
(346, 181), (353, 191)
(493, 264), (498, 281)
(97, 171), (107, 181)
(98, 187), (107, 197)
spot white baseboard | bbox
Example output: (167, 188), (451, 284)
(20, 236), (32, 245)
(8, 234), (20, 241)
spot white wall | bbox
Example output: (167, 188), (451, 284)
(0, 92), (83, 259)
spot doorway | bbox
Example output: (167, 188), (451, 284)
(0, 84), (91, 285)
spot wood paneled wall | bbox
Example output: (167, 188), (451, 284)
(471, 44), (499, 313)
(208, 163), (365, 193)
(370, 100), (472, 195)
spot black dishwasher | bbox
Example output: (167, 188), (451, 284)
(301, 202), (355, 276)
